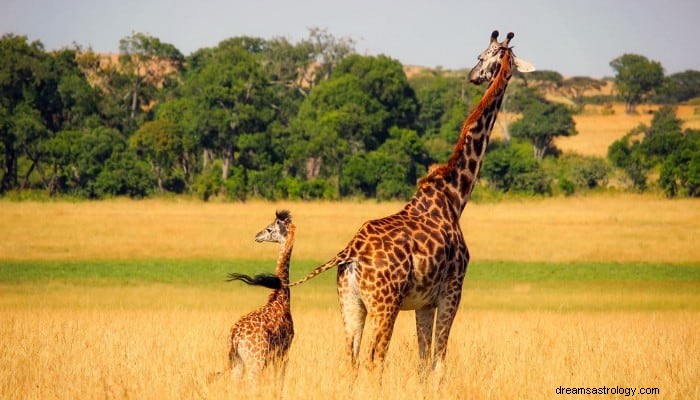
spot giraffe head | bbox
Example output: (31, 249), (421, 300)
(255, 209), (292, 244)
(469, 30), (534, 85)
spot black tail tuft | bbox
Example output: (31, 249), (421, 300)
(226, 272), (282, 289)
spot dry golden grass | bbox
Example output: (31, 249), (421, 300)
(1, 194), (698, 263)
(1, 286), (697, 400)
(2, 196), (698, 399)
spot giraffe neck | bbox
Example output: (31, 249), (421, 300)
(275, 224), (294, 286)
(269, 224), (294, 308)
(418, 51), (513, 215)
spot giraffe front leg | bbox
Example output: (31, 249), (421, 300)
(432, 280), (463, 375)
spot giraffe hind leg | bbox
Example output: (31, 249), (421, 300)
(365, 307), (400, 372)
(415, 307), (436, 375)
(340, 296), (367, 369)
(229, 347), (245, 380)
(338, 262), (367, 369)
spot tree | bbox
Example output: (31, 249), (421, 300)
(342, 127), (427, 199)
(54, 51), (100, 130)
(481, 139), (551, 194)
(43, 126), (144, 197)
(307, 27), (356, 84)
(642, 106), (683, 160)
(520, 70), (563, 92)
(608, 107), (690, 193)
(657, 70), (700, 104)
(118, 32), (184, 123)
(289, 74), (382, 182)
(560, 76), (603, 110)
(610, 54), (664, 114)
(510, 100), (577, 160)
(410, 72), (481, 160)
(659, 129), (700, 197)
(334, 54), (419, 136)
(608, 124), (649, 191)
(0, 34), (50, 192)
(184, 39), (275, 188)
(130, 119), (182, 192)
(154, 98), (201, 185)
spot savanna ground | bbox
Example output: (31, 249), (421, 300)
(1, 195), (699, 400)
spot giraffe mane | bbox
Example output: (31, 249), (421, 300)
(276, 209), (292, 223)
(418, 50), (513, 185)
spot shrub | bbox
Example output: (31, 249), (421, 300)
(481, 140), (552, 195)
(558, 179), (575, 196)
(195, 162), (223, 201)
(571, 156), (609, 189)
(659, 129), (700, 197)
(94, 150), (153, 198)
(224, 166), (247, 201)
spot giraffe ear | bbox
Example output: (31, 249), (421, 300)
(514, 56), (535, 73)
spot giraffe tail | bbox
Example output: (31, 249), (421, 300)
(287, 255), (340, 287)
(226, 272), (282, 289)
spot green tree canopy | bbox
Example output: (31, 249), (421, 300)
(0, 34), (51, 192)
(183, 39), (275, 187)
(130, 119), (182, 191)
(118, 32), (184, 124)
(610, 53), (664, 114)
(510, 100), (577, 159)
(657, 70), (700, 104)
(608, 106), (697, 196)
(334, 54), (419, 136)
(289, 74), (383, 180)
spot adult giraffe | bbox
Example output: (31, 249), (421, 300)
(291, 31), (534, 371)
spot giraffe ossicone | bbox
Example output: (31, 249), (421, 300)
(289, 30), (534, 372)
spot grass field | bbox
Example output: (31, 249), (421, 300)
(2, 194), (699, 263)
(1, 196), (699, 399)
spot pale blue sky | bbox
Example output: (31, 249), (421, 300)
(1, 0), (698, 77)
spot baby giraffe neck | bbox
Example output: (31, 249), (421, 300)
(275, 224), (295, 287)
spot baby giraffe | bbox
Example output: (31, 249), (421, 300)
(226, 210), (295, 381)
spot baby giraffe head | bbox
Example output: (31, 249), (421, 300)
(255, 209), (292, 244)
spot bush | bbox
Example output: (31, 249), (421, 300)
(481, 140), (552, 195)
(571, 156), (609, 189)
(659, 129), (700, 197)
(299, 178), (335, 199)
(163, 171), (187, 194)
(558, 179), (575, 196)
(94, 150), (153, 198)
(224, 166), (247, 201)
(195, 162), (223, 201)
(510, 169), (552, 195)
(246, 164), (285, 200)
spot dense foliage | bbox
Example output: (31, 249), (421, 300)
(610, 54), (665, 114)
(609, 106), (699, 197)
(1, 32), (698, 200)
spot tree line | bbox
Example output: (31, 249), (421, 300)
(1, 30), (698, 200)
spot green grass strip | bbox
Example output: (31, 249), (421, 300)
(1, 260), (698, 286)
